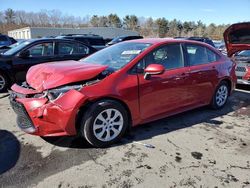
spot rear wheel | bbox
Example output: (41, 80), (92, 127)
(80, 100), (128, 147)
(211, 81), (229, 109)
(0, 73), (8, 92)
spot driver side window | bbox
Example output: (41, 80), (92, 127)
(138, 43), (184, 71)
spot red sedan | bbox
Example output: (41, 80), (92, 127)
(10, 38), (236, 147)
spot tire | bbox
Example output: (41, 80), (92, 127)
(0, 72), (8, 93)
(80, 100), (129, 147)
(211, 81), (229, 109)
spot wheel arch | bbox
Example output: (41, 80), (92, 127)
(219, 77), (232, 95)
(75, 96), (133, 134)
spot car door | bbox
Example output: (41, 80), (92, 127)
(13, 41), (55, 82)
(137, 43), (193, 120)
(56, 41), (90, 61)
(184, 43), (220, 105)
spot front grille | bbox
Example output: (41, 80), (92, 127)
(237, 76), (243, 79)
(10, 99), (34, 130)
(236, 66), (246, 72)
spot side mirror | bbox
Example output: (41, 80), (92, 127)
(18, 50), (30, 58)
(144, 64), (165, 80)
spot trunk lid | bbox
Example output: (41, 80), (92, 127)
(223, 22), (250, 57)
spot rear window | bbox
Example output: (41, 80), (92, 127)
(186, 44), (219, 66)
(68, 37), (105, 46)
(72, 38), (90, 45)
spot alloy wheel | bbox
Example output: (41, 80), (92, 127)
(215, 85), (228, 107)
(93, 108), (124, 142)
(0, 75), (6, 90)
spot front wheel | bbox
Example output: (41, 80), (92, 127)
(80, 100), (129, 147)
(211, 81), (229, 109)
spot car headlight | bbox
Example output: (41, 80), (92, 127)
(47, 85), (82, 101)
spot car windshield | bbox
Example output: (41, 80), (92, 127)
(80, 42), (152, 70)
(9, 40), (25, 48)
(4, 41), (32, 55)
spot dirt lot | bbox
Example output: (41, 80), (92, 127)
(0, 86), (250, 188)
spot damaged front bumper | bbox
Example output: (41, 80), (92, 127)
(9, 84), (87, 136)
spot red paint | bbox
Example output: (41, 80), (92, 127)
(224, 22), (250, 57)
(26, 60), (108, 91)
(10, 39), (236, 137)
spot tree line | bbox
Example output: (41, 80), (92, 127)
(0, 8), (230, 40)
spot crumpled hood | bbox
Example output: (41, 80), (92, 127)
(26, 60), (108, 91)
(224, 22), (250, 57)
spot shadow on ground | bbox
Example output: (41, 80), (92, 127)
(0, 130), (20, 174)
(43, 89), (250, 149)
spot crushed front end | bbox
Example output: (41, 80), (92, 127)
(9, 83), (87, 136)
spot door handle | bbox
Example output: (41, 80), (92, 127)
(190, 70), (204, 75)
(173, 77), (181, 80)
(190, 70), (200, 73)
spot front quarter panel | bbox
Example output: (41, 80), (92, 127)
(80, 72), (141, 126)
(15, 89), (87, 136)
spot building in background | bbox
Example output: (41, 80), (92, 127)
(8, 27), (139, 40)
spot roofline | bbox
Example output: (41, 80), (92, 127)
(8, 26), (139, 32)
(126, 38), (217, 48)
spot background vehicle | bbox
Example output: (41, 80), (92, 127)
(0, 34), (17, 47)
(218, 43), (227, 55)
(224, 22), (250, 85)
(10, 39), (236, 147)
(0, 38), (96, 92)
(106, 35), (143, 46)
(0, 40), (25, 54)
(213, 40), (222, 49)
(235, 50), (250, 58)
(57, 34), (106, 50)
(234, 50), (250, 85)
(175, 37), (215, 47)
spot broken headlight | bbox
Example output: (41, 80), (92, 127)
(47, 85), (82, 101)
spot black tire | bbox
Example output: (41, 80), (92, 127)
(80, 100), (129, 147)
(0, 72), (8, 93)
(211, 81), (229, 109)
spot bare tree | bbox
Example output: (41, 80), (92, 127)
(108, 14), (121, 28)
(49, 10), (62, 27)
(0, 8), (230, 40)
(123, 15), (138, 30)
(0, 11), (5, 24)
(90, 15), (99, 27)
(15, 10), (27, 25)
(99, 16), (108, 27)
(37, 10), (50, 27)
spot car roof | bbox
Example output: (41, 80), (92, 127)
(23, 38), (95, 50)
(26, 38), (84, 43)
(57, 34), (104, 39)
(117, 35), (142, 38)
(126, 38), (214, 47)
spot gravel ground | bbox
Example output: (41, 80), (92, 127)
(0, 86), (250, 188)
